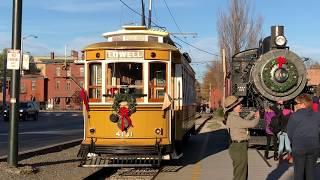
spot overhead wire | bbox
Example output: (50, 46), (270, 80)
(162, 0), (183, 34)
(119, 0), (220, 57)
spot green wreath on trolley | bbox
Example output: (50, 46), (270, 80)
(109, 91), (137, 131)
(262, 59), (298, 93)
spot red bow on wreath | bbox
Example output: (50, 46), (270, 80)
(276, 56), (286, 68)
(119, 107), (133, 131)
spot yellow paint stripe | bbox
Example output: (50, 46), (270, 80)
(191, 162), (201, 180)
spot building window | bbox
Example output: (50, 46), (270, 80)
(56, 67), (61, 76)
(66, 81), (71, 90)
(80, 67), (84, 77)
(56, 81), (60, 90)
(67, 69), (71, 77)
(31, 80), (36, 91)
(20, 83), (26, 93)
(65, 97), (71, 105)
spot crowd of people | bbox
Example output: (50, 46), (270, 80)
(224, 94), (320, 180)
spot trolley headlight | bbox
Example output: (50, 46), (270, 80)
(89, 128), (95, 134)
(275, 35), (287, 46)
(155, 128), (163, 135)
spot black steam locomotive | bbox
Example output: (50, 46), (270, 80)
(229, 25), (310, 131)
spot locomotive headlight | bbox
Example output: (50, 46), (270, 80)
(275, 35), (287, 46)
(274, 68), (289, 83)
(155, 128), (163, 135)
(89, 128), (95, 134)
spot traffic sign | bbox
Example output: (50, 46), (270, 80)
(23, 54), (30, 70)
(7, 49), (21, 70)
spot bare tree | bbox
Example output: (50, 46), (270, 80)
(200, 0), (262, 104)
(201, 61), (223, 100)
(217, 0), (263, 62)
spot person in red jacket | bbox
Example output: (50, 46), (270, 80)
(312, 96), (319, 112)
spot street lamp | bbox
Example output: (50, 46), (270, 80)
(21, 34), (38, 75)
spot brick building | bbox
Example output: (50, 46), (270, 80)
(42, 62), (84, 110)
(0, 51), (85, 110)
(307, 68), (320, 86)
(20, 74), (46, 103)
(34, 52), (84, 110)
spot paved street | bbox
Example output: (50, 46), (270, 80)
(0, 112), (83, 156)
(157, 115), (320, 180)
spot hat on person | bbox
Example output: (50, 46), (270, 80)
(224, 96), (243, 112)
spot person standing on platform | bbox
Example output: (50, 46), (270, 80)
(277, 103), (293, 162)
(263, 104), (277, 160)
(224, 96), (260, 180)
(287, 94), (320, 180)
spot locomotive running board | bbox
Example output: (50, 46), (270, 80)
(81, 154), (161, 167)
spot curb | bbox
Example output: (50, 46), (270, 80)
(0, 139), (82, 162)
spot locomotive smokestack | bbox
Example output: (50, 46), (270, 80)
(271, 26), (284, 49)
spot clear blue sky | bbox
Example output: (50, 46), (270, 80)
(1, 0), (320, 80)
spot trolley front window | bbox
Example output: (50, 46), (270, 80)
(105, 63), (143, 102)
(88, 63), (102, 101)
(149, 62), (167, 102)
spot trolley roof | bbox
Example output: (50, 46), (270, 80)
(102, 26), (169, 38)
(84, 41), (178, 51)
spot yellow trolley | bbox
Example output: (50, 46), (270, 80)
(77, 26), (196, 167)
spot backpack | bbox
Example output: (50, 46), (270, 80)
(270, 115), (282, 134)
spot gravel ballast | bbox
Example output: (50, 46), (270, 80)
(0, 145), (100, 180)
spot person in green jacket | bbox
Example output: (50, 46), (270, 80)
(225, 96), (260, 180)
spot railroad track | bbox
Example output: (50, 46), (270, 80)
(84, 167), (161, 180)
(109, 168), (161, 180)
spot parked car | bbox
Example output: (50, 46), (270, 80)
(3, 101), (39, 121)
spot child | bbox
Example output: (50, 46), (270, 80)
(277, 103), (293, 162)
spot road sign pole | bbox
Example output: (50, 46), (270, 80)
(8, 0), (23, 167)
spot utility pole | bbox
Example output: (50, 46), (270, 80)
(209, 83), (211, 109)
(148, 0), (152, 29)
(222, 48), (226, 107)
(8, 0), (22, 167)
(141, 0), (146, 26)
(3, 52), (7, 110)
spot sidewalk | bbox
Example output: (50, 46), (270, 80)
(199, 115), (320, 180)
(157, 115), (320, 180)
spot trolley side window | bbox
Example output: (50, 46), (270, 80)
(88, 63), (102, 102)
(105, 63), (144, 102)
(149, 62), (167, 102)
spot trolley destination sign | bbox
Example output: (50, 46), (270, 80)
(106, 50), (144, 60)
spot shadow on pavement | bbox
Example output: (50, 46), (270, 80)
(266, 160), (320, 180)
(266, 162), (292, 180)
(21, 159), (80, 167)
(164, 129), (229, 168)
